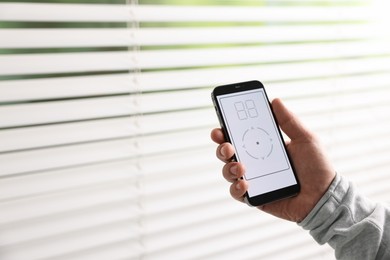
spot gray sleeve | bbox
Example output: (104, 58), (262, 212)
(298, 173), (390, 260)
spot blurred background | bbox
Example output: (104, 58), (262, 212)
(0, 0), (390, 259)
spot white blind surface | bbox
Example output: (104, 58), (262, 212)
(1, 1), (390, 260)
(0, 3), (374, 22)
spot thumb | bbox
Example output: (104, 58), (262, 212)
(271, 98), (312, 141)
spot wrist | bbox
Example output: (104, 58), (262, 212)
(298, 173), (342, 225)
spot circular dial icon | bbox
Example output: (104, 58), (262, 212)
(242, 127), (273, 160)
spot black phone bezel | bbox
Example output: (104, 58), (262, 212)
(211, 80), (300, 206)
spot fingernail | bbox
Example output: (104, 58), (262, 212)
(236, 182), (241, 190)
(230, 165), (237, 176)
(220, 145), (227, 157)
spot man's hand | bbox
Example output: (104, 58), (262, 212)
(211, 98), (336, 222)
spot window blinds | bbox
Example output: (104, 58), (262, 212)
(0, 1), (390, 259)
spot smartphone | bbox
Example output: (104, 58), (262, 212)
(211, 80), (300, 206)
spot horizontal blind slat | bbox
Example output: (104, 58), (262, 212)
(0, 147), (214, 201)
(0, 3), (130, 22)
(49, 241), (141, 260)
(0, 108), (216, 152)
(0, 62), (390, 102)
(336, 150), (390, 174)
(2, 41), (390, 75)
(0, 221), (139, 260)
(0, 96), (137, 128)
(0, 183), (139, 225)
(2, 58), (390, 128)
(0, 139), (138, 177)
(288, 90), (390, 116)
(0, 3), (373, 22)
(142, 215), (292, 258)
(3, 78), (389, 130)
(134, 56), (390, 91)
(267, 73), (390, 99)
(0, 202), (138, 246)
(0, 25), (385, 48)
(0, 52), (134, 76)
(0, 89), (210, 128)
(109, 5), (374, 22)
(140, 147), (216, 180)
(0, 128), (213, 176)
(0, 161), (136, 202)
(0, 74), (136, 103)
(136, 41), (390, 69)
(2, 83), (390, 152)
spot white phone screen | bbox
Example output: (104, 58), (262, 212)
(217, 88), (297, 197)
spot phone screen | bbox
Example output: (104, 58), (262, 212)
(213, 81), (299, 205)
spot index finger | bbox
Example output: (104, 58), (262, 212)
(210, 128), (226, 144)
